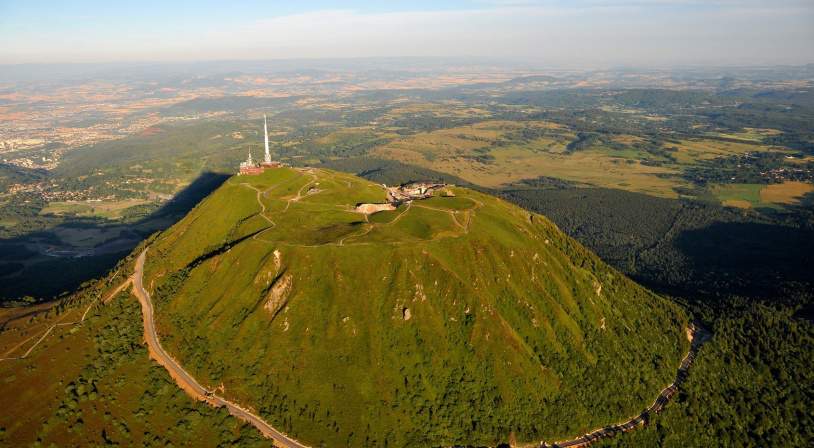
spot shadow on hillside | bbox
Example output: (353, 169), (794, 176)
(487, 184), (813, 303)
(0, 172), (230, 303)
(673, 221), (814, 299)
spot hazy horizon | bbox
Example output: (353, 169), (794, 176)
(1, 1), (812, 67)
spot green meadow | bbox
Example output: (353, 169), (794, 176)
(144, 167), (688, 447)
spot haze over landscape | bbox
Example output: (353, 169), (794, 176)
(2, 0), (813, 65)
(0, 1), (812, 447)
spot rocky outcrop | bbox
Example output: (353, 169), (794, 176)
(355, 203), (396, 215)
(265, 273), (293, 319)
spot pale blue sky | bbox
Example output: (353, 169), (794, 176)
(1, 1), (812, 66)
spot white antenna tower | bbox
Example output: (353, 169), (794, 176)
(263, 114), (271, 164)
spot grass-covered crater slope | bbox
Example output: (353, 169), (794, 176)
(144, 167), (688, 447)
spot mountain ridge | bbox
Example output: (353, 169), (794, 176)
(141, 167), (688, 446)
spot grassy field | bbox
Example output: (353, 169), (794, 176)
(707, 127), (783, 142)
(711, 184), (764, 208)
(364, 118), (810, 203)
(759, 181), (814, 204)
(383, 101), (494, 120)
(40, 198), (153, 219)
(370, 121), (688, 196)
(666, 138), (787, 165)
(142, 167), (687, 447)
(711, 181), (814, 209)
(373, 123), (684, 196)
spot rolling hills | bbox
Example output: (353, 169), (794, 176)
(140, 167), (688, 446)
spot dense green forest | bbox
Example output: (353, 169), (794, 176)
(598, 299), (813, 447)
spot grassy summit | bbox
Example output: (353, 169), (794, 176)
(144, 167), (688, 447)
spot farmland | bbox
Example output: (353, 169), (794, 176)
(2, 66), (813, 304)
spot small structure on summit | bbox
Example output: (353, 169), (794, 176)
(355, 182), (449, 215)
(238, 114), (284, 175)
(239, 151), (264, 175)
(385, 182), (447, 204)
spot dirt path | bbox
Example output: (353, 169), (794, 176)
(240, 183), (276, 228)
(0, 275), (132, 362)
(241, 169), (320, 239)
(282, 171), (319, 212)
(131, 249), (308, 448)
(537, 325), (711, 448)
(412, 203), (472, 231)
(244, 171), (481, 249)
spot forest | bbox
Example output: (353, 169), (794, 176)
(598, 300), (813, 447)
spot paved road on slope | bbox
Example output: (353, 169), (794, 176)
(132, 249), (308, 448)
(540, 325), (711, 448)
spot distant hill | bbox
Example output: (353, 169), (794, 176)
(0, 163), (46, 190)
(142, 167), (688, 446)
(160, 95), (300, 115)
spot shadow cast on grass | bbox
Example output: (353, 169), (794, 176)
(673, 220), (814, 299)
(0, 172), (229, 303)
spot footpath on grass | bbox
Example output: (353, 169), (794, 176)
(0, 274), (131, 362)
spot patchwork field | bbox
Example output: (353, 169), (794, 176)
(666, 138), (788, 165)
(708, 127), (783, 143)
(712, 181), (814, 209)
(759, 181), (814, 205)
(372, 121), (685, 196)
(365, 118), (811, 204)
(383, 101), (494, 120)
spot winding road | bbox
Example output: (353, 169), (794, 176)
(131, 249), (308, 448)
(539, 324), (710, 448)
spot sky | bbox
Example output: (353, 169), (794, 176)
(0, 0), (812, 67)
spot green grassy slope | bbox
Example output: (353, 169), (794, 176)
(145, 167), (688, 447)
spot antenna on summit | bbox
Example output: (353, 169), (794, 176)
(263, 113), (271, 164)
(240, 113), (282, 174)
